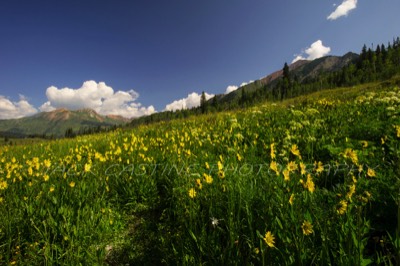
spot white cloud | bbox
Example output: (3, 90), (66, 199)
(327, 0), (357, 20)
(0, 95), (38, 119)
(39, 81), (155, 118)
(292, 40), (331, 63)
(164, 92), (214, 111)
(225, 85), (238, 94)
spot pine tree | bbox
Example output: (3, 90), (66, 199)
(200, 91), (207, 114)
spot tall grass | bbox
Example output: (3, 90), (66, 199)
(0, 83), (399, 265)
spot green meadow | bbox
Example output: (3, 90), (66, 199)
(1, 81), (399, 265)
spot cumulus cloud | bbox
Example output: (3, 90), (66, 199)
(165, 92), (214, 111)
(0, 95), (38, 119)
(39, 81), (155, 118)
(225, 85), (239, 94)
(292, 40), (331, 63)
(327, 0), (357, 20)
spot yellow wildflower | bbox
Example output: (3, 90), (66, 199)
(361, 141), (368, 148)
(283, 169), (290, 181)
(49, 185), (55, 192)
(301, 220), (313, 235)
(0, 180), (8, 190)
(196, 179), (202, 190)
(395, 125), (400, 138)
(43, 174), (50, 182)
(28, 167), (33, 176)
(287, 161), (298, 172)
(367, 168), (376, 177)
(290, 144), (302, 159)
(289, 194), (294, 205)
(203, 173), (213, 184)
(188, 188), (196, 198)
(305, 174), (315, 193)
(337, 200), (348, 215)
(343, 148), (358, 165)
(270, 161), (279, 175)
(205, 162), (210, 170)
(69, 181), (76, 188)
(346, 184), (356, 200)
(44, 159), (51, 168)
(270, 143), (276, 159)
(263, 231), (275, 248)
(84, 163), (91, 173)
(217, 161), (223, 171)
(300, 162), (307, 175)
(314, 161), (324, 174)
(218, 170), (225, 179)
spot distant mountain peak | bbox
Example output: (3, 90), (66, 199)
(0, 107), (129, 138)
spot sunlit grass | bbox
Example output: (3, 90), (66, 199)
(0, 82), (399, 264)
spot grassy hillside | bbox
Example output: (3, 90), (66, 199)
(0, 80), (399, 265)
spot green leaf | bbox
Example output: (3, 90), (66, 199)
(361, 258), (373, 266)
(275, 216), (283, 230)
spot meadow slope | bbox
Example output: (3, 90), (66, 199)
(1, 81), (400, 265)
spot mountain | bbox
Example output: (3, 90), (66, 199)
(130, 52), (361, 126)
(0, 108), (130, 138)
(216, 52), (359, 105)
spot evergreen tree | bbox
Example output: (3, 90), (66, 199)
(200, 91), (207, 114)
(281, 62), (290, 100)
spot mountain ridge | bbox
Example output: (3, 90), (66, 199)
(0, 108), (129, 138)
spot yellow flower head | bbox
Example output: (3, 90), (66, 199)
(218, 170), (225, 179)
(367, 168), (376, 177)
(300, 162), (307, 175)
(361, 141), (368, 148)
(346, 184), (356, 200)
(290, 144), (302, 159)
(196, 178), (202, 190)
(337, 200), (348, 215)
(283, 169), (290, 181)
(44, 159), (51, 168)
(203, 173), (213, 184)
(305, 174), (315, 193)
(43, 174), (50, 182)
(289, 194), (295, 205)
(343, 148), (358, 165)
(217, 161), (223, 171)
(270, 161), (279, 175)
(69, 181), (75, 188)
(395, 125), (400, 138)
(188, 188), (196, 198)
(49, 185), (55, 192)
(287, 161), (298, 173)
(301, 220), (313, 235)
(314, 161), (324, 174)
(263, 231), (275, 248)
(0, 180), (8, 190)
(270, 143), (276, 159)
(84, 163), (91, 173)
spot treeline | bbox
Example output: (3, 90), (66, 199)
(250, 37), (400, 103)
(64, 125), (119, 138)
(130, 37), (400, 127)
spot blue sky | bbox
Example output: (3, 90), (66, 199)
(0, 0), (399, 119)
